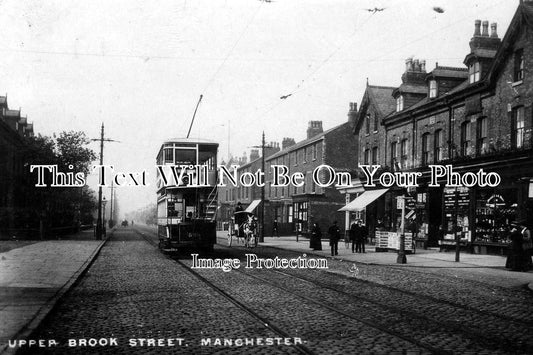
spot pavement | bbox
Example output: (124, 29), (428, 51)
(0, 230), (106, 355)
(217, 231), (533, 289)
(1, 228), (532, 354)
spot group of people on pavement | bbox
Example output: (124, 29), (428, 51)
(349, 220), (368, 253)
(310, 221), (342, 256)
(505, 219), (532, 272)
(310, 220), (369, 256)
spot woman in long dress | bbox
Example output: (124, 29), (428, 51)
(506, 224), (524, 271)
(310, 223), (322, 250)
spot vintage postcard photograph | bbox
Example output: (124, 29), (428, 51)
(1, 0), (532, 354)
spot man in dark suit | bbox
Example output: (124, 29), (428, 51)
(328, 221), (341, 256)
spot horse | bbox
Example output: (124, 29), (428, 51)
(242, 215), (258, 248)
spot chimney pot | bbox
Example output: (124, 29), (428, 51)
(490, 22), (498, 38)
(413, 59), (419, 71)
(405, 57), (413, 72)
(420, 60), (426, 72)
(482, 20), (489, 36)
(474, 19), (481, 36)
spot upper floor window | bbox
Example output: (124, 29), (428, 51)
(512, 106), (525, 149)
(400, 139), (408, 169)
(364, 149), (370, 165)
(469, 61), (481, 83)
(433, 129), (443, 162)
(476, 117), (488, 155)
(429, 80), (438, 98)
(292, 151), (297, 166)
(514, 49), (524, 82)
(460, 121), (471, 156)
(371, 147), (379, 165)
(313, 144), (318, 160)
(365, 114), (370, 134)
(373, 115), (378, 132)
(421, 133), (430, 166)
(303, 147), (308, 163)
(390, 141), (398, 170)
(396, 95), (404, 112)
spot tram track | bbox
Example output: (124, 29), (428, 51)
(135, 228), (435, 353)
(242, 267), (532, 354)
(135, 226), (532, 353)
(135, 229), (316, 355)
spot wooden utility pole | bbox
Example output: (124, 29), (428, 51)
(92, 123), (119, 240)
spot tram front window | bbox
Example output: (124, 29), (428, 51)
(175, 149), (196, 165)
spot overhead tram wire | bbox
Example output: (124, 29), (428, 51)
(334, 0), (510, 80)
(253, 10), (378, 122)
(184, 1), (263, 137)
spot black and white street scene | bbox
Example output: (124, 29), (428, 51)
(1, 0), (533, 354)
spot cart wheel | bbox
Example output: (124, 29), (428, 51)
(227, 232), (232, 247)
(253, 234), (258, 248)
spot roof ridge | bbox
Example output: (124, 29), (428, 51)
(368, 85), (396, 90)
(435, 66), (467, 71)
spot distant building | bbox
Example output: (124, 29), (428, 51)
(0, 96), (34, 237)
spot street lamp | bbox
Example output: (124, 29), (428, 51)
(102, 196), (108, 238)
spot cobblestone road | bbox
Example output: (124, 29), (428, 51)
(17, 227), (533, 354)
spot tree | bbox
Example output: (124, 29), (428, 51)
(22, 131), (97, 237)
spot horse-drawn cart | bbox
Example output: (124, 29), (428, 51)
(227, 211), (258, 248)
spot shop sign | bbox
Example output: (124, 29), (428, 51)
(444, 187), (469, 211)
(487, 194), (505, 208)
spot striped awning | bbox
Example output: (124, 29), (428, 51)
(338, 188), (389, 212)
(245, 200), (262, 213)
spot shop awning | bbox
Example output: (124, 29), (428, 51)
(338, 188), (389, 212)
(405, 210), (415, 219)
(245, 200), (262, 213)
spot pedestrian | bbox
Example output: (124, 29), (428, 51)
(328, 221), (341, 256)
(355, 220), (367, 253)
(272, 219), (279, 238)
(519, 220), (532, 271)
(506, 222), (526, 271)
(408, 218), (418, 253)
(310, 222), (322, 250)
(349, 221), (357, 253)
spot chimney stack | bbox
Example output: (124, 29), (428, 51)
(282, 137), (296, 150)
(490, 22), (498, 38)
(482, 20), (489, 36)
(249, 149), (259, 162)
(474, 19), (481, 36)
(307, 121), (323, 139)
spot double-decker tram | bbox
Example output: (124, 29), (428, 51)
(156, 138), (218, 252)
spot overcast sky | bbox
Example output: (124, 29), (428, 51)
(1, 0), (518, 216)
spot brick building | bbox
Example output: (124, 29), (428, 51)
(217, 144), (280, 232)
(342, 1), (533, 253)
(0, 96), (34, 237)
(264, 119), (357, 236)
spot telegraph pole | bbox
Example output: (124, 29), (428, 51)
(261, 132), (266, 243)
(92, 123), (119, 240)
(109, 180), (115, 228)
(250, 132), (275, 243)
(95, 124), (104, 240)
